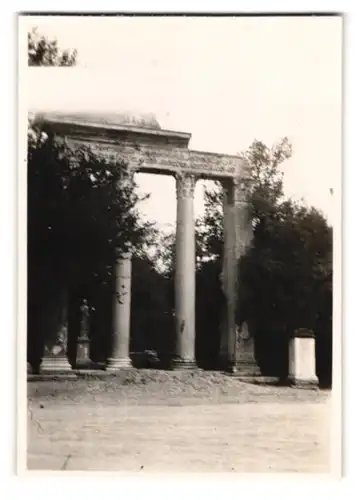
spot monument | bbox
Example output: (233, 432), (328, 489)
(76, 299), (92, 368)
(289, 328), (318, 387)
(32, 110), (260, 376)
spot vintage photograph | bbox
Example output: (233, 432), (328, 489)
(20, 13), (341, 474)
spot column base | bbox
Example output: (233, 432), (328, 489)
(76, 357), (93, 369)
(172, 358), (197, 370)
(41, 355), (73, 374)
(232, 360), (262, 376)
(288, 375), (319, 388)
(218, 354), (230, 371)
(106, 357), (132, 371)
(219, 357), (261, 377)
(76, 342), (91, 368)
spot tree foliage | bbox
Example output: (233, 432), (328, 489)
(240, 199), (332, 382)
(28, 27), (77, 67)
(195, 138), (333, 385)
(27, 120), (151, 368)
(196, 138), (293, 261)
(196, 183), (224, 263)
(28, 121), (150, 284)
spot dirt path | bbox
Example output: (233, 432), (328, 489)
(26, 373), (331, 473)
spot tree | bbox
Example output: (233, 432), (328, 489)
(27, 32), (165, 371)
(196, 183), (224, 263)
(196, 138), (293, 261)
(195, 139), (333, 385)
(27, 119), (151, 369)
(130, 254), (174, 362)
(28, 27), (77, 66)
(240, 199), (332, 382)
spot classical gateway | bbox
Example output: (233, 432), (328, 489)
(31, 110), (261, 376)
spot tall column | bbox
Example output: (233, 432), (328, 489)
(106, 252), (132, 371)
(220, 178), (260, 376)
(219, 180), (237, 370)
(173, 173), (197, 369)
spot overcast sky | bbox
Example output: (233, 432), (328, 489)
(24, 15), (342, 229)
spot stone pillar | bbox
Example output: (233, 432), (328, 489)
(173, 173), (197, 369)
(41, 290), (73, 374)
(289, 329), (318, 387)
(219, 181), (236, 370)
(220, 178), (260, 376)
(67, 291), (81, 369)
(106, 253), (132, 371)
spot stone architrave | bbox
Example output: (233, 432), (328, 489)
(41, 291), (73, 374)
(289, 328), (318, 387)
(173, 173), (197, 369)
(106, 253), (132, 371)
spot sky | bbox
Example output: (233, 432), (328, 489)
(23, 15), (342, 230)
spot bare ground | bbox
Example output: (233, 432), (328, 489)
(26, 370), (331, 473)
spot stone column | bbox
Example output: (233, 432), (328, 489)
(220, 178), (260, 376)
(289, 329), (318, 387)
(106, 253), (132, 371)
(41, 289), (73, 375)
(173, 173), (197, 369)
(67, 291), (81, 369)
(219, 180), (236, 370)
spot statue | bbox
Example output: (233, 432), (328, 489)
(77, 298), (91, 367)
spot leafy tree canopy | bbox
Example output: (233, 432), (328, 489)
(28, 120), (153, 297)
(194, 138), (332, 382)
(28, 27), (77, 67)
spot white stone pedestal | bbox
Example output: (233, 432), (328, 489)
(76, 336), (92, 367)
(289, 329), (318, 387)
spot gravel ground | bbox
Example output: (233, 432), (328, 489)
(26, 370), (332, 473)
(27, 369), (330, 406)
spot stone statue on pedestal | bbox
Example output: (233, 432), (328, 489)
(77, 299), (91, 368)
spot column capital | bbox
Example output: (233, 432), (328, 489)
(175, 173), (197, 200)
(233, 177), (250, 205)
